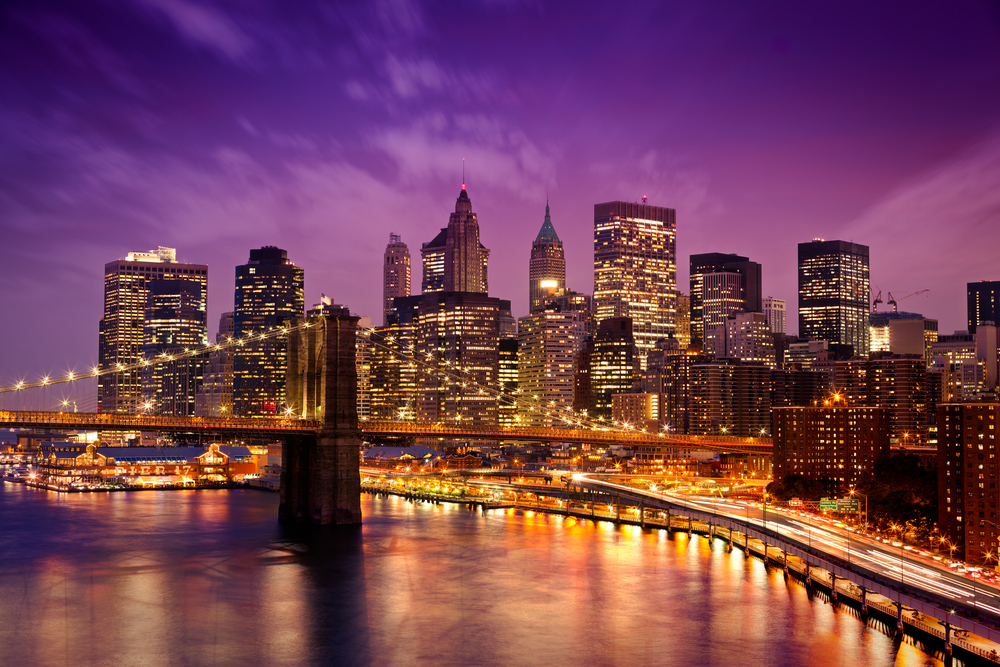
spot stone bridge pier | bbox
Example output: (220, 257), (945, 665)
(280, 316), (362, 525)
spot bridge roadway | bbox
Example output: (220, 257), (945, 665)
(359, 420), (772, 454)
(0, 411), (771, 453)
(0, 410), (320, 435)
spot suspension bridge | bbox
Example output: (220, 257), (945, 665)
(0, 316), (771, 523)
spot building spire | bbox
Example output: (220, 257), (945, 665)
(462, 157), (465, 191)
(535, 200), (560, 244)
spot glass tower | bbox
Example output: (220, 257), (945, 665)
(594, 201), (676, 369)
(798, 239), (870, 356)
(233, 246), (304, 417)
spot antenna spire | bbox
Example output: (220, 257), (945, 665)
(462, 158), (465, 190)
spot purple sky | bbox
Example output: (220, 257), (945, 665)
(2, 0), (1000, 384)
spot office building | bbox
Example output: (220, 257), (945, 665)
(414, 291), (504, 425)
(383, 233), (411, 325)
(869, 312), (938, 366)
(866, 352), (928, 446)
(644, 338), (709, 435)
(233, 246), (304, 417)
(938, 403), (1000, 562)
(594, 201), (676, 368)
(763, 297), (786, 335)
(701, 271), (745, 353)
(517, 307), (588, 426)
(968, 281), (1000, 334)
(370, 295), (421, 421)
(723, 311), (776, 366)
(141, 279), (208, 416)
(675, 291), (691, 348)
(588, 317), (640, 418)
(798, 239), (870, 356)
(689, 360), (771, 437)
(529, 201), (566, 312)
(196, 312), (235, 417)
(498, 338), (519, 427)
(773, 405), (889, 491)
(689, 253), (762, 346)
(98, 246), (208, 413)
(770, 368), (829, 408)
(611, 393), (659, 432)
(421, 186), (490, 294)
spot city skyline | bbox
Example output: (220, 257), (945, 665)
(3, 1), (1000, 382)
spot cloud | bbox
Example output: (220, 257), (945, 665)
(133, 0), (254, 63)
(370, 114), (557, 199)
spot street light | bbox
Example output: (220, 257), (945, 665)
(849, 487), (869, 532)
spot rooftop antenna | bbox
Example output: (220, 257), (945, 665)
(462, 158), (465, 190)
(642, 194), (648, 204)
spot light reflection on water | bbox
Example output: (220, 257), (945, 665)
(0, 484), (943, 667)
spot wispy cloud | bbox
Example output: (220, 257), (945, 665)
(132, 0), (254, 63)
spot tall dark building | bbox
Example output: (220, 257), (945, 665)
(233, 246), (304, 417)
(689, 252), (762, 347)
(421, 186), (489, 294)
(98, 246), (208, 413)
(798, 239), (870, 356)
(594, 201), (676, 369)
(968, 281), (1000, 334)
(529, 201), (566, 312)
(141, 279), (208, 416)
(588, 317), (640, 418)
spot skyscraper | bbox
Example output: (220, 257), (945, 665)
(233, 246), (304, 417)
(798, 239), (870, 356)
(529, 201), (566, 312)
(968, 281), (1000, 334)
(701, 271), (745, 353)
(594, 201), (676, 368)
(414, 291), (503, 425)
(421, 186), (490, 294)
(763, 297), (786, 335)
(517, 307), (588, 427)
(196, 312), (234, 417)
(383, 233), (411, 325)
(689, 253), (762, 347)
(141, 279), (208, 415)
(98, 246), (208, 413)
(588, 317), (640, 417)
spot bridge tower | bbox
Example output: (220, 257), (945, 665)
(281, 315), (362, 525)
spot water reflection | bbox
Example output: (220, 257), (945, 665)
(0, 484), (942, 667)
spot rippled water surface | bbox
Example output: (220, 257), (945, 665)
(0, 484), (942, 666)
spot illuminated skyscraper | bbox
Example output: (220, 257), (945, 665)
(529, 201), (566, 312)
(498, 338), (520, 427)
(196, 312), (234, 417)
(98, 246), (207, 413)
(763, 297), (786, 335)
(383, 233), (411, 325)
(421, 186), (489, 294)
(675, 291), (691, 348)
(594, 201), (676, 368)
(141, 279), (208, 415)
(689, 253), (761, 347)
(413, 292), (505, 425)
(233, 246), (304, 417)
(517, 307), (588, 426)
(798, 239), (870, 356)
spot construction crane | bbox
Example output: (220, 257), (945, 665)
(887, 289), (930, 314)
(871, 287), (883, 314)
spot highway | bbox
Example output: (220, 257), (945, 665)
(581, 475), (1000, 620)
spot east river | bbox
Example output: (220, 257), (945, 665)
(0, 484), (943, 667)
